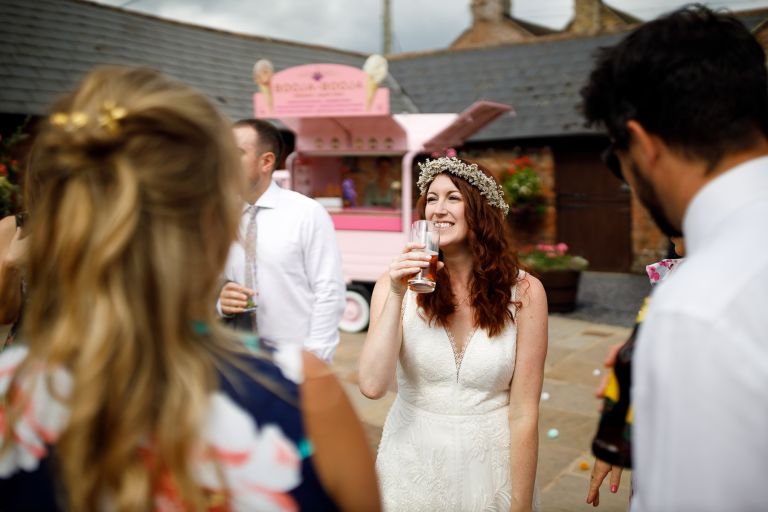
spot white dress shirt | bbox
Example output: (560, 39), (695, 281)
(219, 181), (346, 361)
(631, 156), (768, 512)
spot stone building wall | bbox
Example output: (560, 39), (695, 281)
(459, 147), (557, 246)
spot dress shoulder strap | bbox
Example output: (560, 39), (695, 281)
(513, 269), (527, 302)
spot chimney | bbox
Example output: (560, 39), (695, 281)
(452, 0), (528, 49)
(470, 0), (511, 24)
(571, 0), (601, 36)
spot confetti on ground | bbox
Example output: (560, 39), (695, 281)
(547, 428), (559, 439)
(592, 368), (602, 376)
(540, 391), (550, 401)
(579, 461), (590, 471)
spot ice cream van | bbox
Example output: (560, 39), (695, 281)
(254, 57), (511, 332)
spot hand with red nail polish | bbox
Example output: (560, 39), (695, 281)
(585, 458), (623, 507)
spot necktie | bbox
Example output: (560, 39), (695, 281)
(244, 204), (259, 331)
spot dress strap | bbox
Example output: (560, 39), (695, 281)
(513, 269), (527, 302)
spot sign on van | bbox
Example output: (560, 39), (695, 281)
(254, 60), (390, 118)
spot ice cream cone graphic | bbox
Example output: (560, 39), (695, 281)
(363, 54), (388, 111)
(365, 76), (378, 109)
(253, 59), (274, 112)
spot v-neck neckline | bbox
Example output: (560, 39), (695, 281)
(444, 325), (478, 382)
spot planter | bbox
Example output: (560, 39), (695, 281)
(537, 270), (581, 313)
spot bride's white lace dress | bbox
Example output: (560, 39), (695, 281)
(376, 286), (539, 512)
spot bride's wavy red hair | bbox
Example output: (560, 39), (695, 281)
(416, 166), (523, 337)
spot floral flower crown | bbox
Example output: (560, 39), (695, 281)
(417, 157), (509, 216)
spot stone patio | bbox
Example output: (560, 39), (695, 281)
(332, 315), (633, 511)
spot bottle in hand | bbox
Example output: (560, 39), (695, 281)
(591, 321), (639, 468)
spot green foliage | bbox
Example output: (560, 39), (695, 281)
(0, 120), (30, 217)
(519, 243), (589, 272)
(502, 156), (546, 216)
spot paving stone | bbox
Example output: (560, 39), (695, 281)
(338, 380), (394, 428)
(538, 408), (597, 454)
(550, 332), (610, 351)
(575, 335), (632, 363)
(541, 378), (601, 417)
(545, 352), (612, 386)
(536, 444), (583, 489)
(544, 346), (576, 369)
(548, 316), (596, 342)
(540, 473), (632, 512)
(334, 316), (636, 508)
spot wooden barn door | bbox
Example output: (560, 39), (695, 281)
(554, 139), (631, 272)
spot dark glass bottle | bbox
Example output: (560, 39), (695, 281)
(591, 324), (637, 468)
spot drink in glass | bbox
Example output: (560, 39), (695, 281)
(408, 220), (440, 293)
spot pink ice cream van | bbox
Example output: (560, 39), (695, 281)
(254, 59), (511, 331)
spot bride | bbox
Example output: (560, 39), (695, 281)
(359, 157), (548, 511)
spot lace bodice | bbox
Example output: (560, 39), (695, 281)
(397, 289), (518, 414)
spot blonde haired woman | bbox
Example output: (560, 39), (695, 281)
(0, 66), (379, 511)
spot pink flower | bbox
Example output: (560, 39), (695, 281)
(445, 148), (457, 158)
(556, 243), (568, 254)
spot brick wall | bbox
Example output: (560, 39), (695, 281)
(462, 143), (670, 273)
(459, 147), (556, 246)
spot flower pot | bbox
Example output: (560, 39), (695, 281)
(537, 270), (581, 313)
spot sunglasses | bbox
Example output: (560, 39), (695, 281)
(601, 143), (625, 182)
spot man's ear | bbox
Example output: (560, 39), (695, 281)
(626, 120), (661, 172)
(260, 151), (277, 174)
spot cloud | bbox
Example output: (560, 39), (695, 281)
(146, 0), (383, 53)
(91, 0), (768, 54)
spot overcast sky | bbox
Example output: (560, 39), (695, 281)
(90, 0), (768, 54)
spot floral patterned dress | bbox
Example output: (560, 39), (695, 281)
(0, 342), (338, 511)
(1, 213), (26, 352)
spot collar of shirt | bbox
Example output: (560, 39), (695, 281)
(682, 155), (768, 257)
(243, 180), (281, 213)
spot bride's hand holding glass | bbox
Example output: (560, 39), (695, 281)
(388, 242), (434, 296)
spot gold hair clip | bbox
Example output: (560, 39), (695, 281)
(98, 100), (127, 134)
(49, 111), (88, 131)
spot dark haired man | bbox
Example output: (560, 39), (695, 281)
(581, 6), (768, 511)
(217, 119), (345, 361)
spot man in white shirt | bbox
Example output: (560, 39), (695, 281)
(218, 119), (346, 361)
(581, 6), (768, 511)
